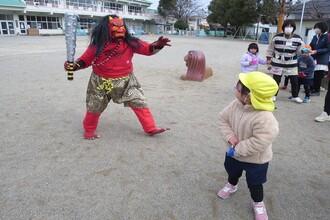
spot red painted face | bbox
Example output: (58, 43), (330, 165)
(108, 17), (126, 40)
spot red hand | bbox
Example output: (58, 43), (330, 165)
(152, 36), (171, 49)
(64, 61), (79, 71)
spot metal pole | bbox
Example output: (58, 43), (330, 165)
(255, 21), (259, 41)
(299, 0), (306, 36)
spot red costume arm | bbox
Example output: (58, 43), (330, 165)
(76, 39), (167, 78)
(132, 40), (154, 56)
(77, 45), (97, 68)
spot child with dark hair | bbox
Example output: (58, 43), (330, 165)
(64, 15), (171, 139)
(309, 21), (330, 96)
(240, 43), (267, 73)
(218, 71), (279, 220)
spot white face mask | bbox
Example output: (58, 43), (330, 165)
(284, 27), (293, 35)
(315, 28), (321, 34)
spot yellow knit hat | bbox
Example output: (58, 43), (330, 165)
(239, 71), (278, 111)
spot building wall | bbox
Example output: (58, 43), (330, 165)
(0, 0), (163, 36)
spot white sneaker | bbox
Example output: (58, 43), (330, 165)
(315, 112), (330, 122)
(320, 87), (326, 91)
(272, 96), (277, 102)
(292, 97), (303, 103)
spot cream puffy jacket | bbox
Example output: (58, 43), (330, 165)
(219, 99), (279, 164)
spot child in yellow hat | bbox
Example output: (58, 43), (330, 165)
(217, 71), (279, 220)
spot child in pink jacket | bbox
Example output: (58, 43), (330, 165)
(240, 43), (267, 73)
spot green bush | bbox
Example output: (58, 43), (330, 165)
(174, 19), (188, 30)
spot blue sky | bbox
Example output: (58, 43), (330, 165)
(148, 0), (211, 9)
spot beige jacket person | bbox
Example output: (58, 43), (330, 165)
(219, 99), (279, 164)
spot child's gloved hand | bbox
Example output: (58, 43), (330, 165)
(226, 146), (235, 157)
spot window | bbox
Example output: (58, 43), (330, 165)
(26, 15), (61, 29)
(79, 18), (97, 31)
(0, 14), (14, 20)
(128, 6), (142, 14)
(104, 2), (123, 11)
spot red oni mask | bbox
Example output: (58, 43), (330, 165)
(108, 16), (126, 40)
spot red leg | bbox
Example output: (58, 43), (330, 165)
(147, 128), (169, 136)
(83, 110), (101, 139)
(131, 107), (169, 135)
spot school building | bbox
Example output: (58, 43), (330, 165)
(0, 0), (172, 36)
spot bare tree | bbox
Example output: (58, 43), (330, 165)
(158, 0), (205, 21)
(304, 0), (329, 19)
(289, 0), (330, 19)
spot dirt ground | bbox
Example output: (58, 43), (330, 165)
(0, 35), (329, 220)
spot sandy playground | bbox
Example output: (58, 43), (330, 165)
(0, 35), (329, 219)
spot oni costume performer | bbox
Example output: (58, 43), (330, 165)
(64, 15), (170, 139)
